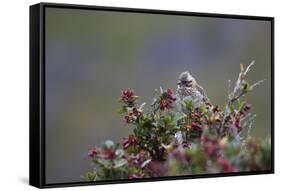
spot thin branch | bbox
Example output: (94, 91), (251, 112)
(243, 60), (255, 75)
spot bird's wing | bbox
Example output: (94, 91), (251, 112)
(195, 83), (211, 103)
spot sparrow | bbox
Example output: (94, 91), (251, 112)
(176, 71), (211, 113)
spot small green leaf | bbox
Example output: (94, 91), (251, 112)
(199, 105), (207, 113)
(229, 105), (235, 114)
(103, 140), (115, 149)
(117, 106), (127, 114)
(172, 112), (184, 123)
(165, 115), (173, 124)
(113, 159), (127, 168)
(242, 82), (249, 93)
(174, 126), (181, 130)
(95, 158), (111, 168)
(84, 172), (97, 181)
(184, 100), (194, 112)
(238, 101), (246, 111)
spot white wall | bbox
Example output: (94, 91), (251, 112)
(0, 0), (279, 190)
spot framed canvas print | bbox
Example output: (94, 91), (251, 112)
(29, 2), (274, 188)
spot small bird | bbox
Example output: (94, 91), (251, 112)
(176, 71), (211, 113)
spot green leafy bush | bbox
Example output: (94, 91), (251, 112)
(83, 62), (271, 181)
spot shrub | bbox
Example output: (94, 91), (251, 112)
(83, 62), (270, 181)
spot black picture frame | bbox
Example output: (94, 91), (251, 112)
(29, 2), (274, 188)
